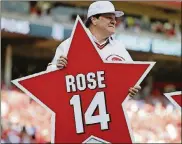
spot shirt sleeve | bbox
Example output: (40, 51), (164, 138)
(124, 49), (133, 61)
(46, 39), (70, 71)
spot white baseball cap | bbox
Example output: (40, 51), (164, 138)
(87, 1), (124, 19)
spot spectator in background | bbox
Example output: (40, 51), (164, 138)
(30, 1), (40, 17)
(30, 1), (52, 18)
(30, 134), (37, 143)
(133, 18), (141, 33)
(125, 16), (135, 29)
(151, 21), (162, 33)
(174, 21), (181, 39)
(164, 22), (175, 37)
(36, 1), (52, 17)
(141, 15), (151, 31)
(20, 126), (31, 143)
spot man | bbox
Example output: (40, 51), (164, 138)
(47, 1), (141, 97)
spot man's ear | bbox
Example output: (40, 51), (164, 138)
(91, 16), (98, 26)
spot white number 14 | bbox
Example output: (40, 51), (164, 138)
(70, 91), (110, 133)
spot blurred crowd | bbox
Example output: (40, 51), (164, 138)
(29, 1), (181, 38)
(2, 1), (181, 38)
(116, 16), (180, 38)
(126, 98), (181, 143)
(1, 85), (181, 143)
(1, 87), (51, 143)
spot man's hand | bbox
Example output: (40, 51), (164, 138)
(129, 85), (141, 97)
(57, 56), (68, 68)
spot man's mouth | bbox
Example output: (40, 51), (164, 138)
(109, 25), (115, 28)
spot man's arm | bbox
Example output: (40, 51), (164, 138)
(46, 38), (70, 71)
(46, 45), (64, 71)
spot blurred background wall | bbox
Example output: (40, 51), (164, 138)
(1, 1), (181, 143)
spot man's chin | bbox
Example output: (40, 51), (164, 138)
(109, 31), (115, 35)
(108, 28), (115, 34)
(105, 29), (115, 37)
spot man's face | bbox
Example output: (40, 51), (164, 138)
(95, 13), (117, 36)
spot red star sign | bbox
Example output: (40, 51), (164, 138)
(12, 16), (155, 143)
(164, 91), (182, 110)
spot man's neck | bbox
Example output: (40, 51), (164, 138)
(89, 27), (109, 44)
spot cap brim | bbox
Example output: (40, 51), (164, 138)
(114, 11), (124, 17)
(95, 11), (124, 17)
(94, 11), (124, 17)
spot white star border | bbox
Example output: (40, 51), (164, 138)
(164, 91), (182, 110)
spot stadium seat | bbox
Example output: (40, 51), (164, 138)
(1, 1), (30, 14)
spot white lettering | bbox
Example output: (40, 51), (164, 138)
(65, 75), (76, 92)
(87, 72), (97, 89)
(76, 74), (86, 91)
(97, 71), (106, 88)
(65, 71), (106, 92)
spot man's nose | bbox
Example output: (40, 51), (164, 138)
(111, 19), (116, 25)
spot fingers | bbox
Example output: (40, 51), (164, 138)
(129, 86), (141, 97)
(134, 85), (141, 90)
(57, 59), (67, 67)
(60, 56), (68, 60)
(129, 88), (137, 97)
(57, 56), (68, 68)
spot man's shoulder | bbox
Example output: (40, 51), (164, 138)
(111, 37), (126, 48)
(58, 37), (71, 47)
